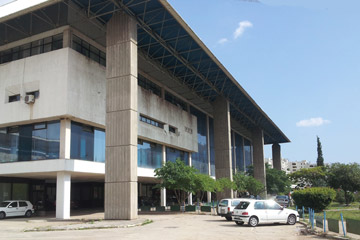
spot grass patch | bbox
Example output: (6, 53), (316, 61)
(141, 219), (153, 226)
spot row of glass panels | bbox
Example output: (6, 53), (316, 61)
(0, 119), (252, 175)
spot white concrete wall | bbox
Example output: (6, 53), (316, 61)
(0, 48), (106, 127)
(138, 87), (198, 152)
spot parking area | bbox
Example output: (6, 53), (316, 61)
(0, 213), (319, 240)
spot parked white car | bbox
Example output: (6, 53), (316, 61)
(0, 200), (35, 219)
(233, 199), (299, 227)
(217, 198), (246, 221)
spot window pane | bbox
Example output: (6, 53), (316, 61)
(244, 139), (252, 170)
(235, 133), (244, 172)
(70, 122), (94, 161)
(94, 129), (105, 163)
(190, 107), (208, 174)
(0, 183), (11, 202)
(166, 147), (188, 165)
(12, 183), (28, 200)
(209, 118), (215, 176)
(138, 140), (162, 169)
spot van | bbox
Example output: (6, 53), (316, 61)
(217, 198), (245, 221)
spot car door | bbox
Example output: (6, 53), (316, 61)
(18, 201), (28, 216)
(265, 201), (287, 222)
(253, 201), (268, 223)
(6, 201), (18, 216)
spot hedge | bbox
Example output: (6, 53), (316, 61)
(292, 187), (336, 211)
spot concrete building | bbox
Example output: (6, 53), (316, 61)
(287, 160), (315, 173)
(0, 0), (290, 220)
(265, 158), (289, 173)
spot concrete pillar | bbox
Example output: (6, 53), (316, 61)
(59, 119), (71, 159)
(272, 143), (281, 171)
(188, 193), (193, 205)
(63, 28), (72, 48)
(56, 171), (71, 219)
(105, 11), (138, 220)
(213, 96), (233, 200)
(161, 145), (166, 206)
(252, 127), (266, 197)
(207, 191), (211, 203)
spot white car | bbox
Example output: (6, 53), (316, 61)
(233, 199), (299, 227)
(0, 200), (35, 219)
(217, 198), (246, 221)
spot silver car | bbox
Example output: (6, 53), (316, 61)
(0, 200), (35, 219)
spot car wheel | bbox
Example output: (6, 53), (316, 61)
(0, 212), (5, 219)
(235, 221), (244, 226)
(225, 216), (232, 221)
(25, 210), (32, 218)
(248, 216), (258, 227)
(287, 214), (296, 225)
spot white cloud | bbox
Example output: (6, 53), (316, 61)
(296, 117), (331, 127)
(218, 38), (228, 44)
(233, 21), (253, 39)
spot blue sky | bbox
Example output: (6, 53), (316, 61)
(168, 0), (360, 164)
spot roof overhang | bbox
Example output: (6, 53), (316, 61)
(0, 0), (290, 144)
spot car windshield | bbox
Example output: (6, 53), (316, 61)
(276, 196), (287, 199)
(219, 200), (228, 207)
(0, 201), (10, 208)
(235, 201), (250, 210)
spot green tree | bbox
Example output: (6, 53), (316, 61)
(265, 164), (291, 195)
(317, 136), (324, 166)
(214, 177), (234, 194)
(289, 167), (327, 187)
(246, 177), (265, 196)
(328, 163), (360, 205)
(193, 173), (216, 202)
(232, 172), (248, 196)
(154, 159), (197, 206)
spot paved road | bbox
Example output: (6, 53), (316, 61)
(0, 214), (319, 240)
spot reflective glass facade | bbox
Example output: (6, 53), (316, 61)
(70, 122), (105, 162)
(235, 133), (245, 172)
(190, 107), (208, 174)
(0, 121), (60, 163)
(244, 138), (253, 169)
(166, 147), (189, 165)
(209, 118), (215, 176)
(138, 139), (162, 169)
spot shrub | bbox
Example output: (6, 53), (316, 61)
(335, 189), (345, 204)
(292, 187), (336, 212)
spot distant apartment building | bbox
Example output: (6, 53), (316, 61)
(287, 160), (316, 173)
(265, 158), (290, 173)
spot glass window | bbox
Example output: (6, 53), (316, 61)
(139, 115), (164, 129)
(165, 91), (187, 111)
(0, 127), (19, 162)
(219, 200), (228, 207)
(138, 139), (162, 169)
(26, 91), (40, 99)
(19, 201), (28, 207)
(71, 35), (105, 66)
(12, 183), (28, 200)
(231, 200), (241, 206)
(254, 201), (265, 209)
(190, 107), (208, 174)
(0, 183), (11, 202)
(265, 201), (282, 210)
(169, 126), (177, 134)
(209, 118), (215, 176)
(235, 133), (245, 172)
(94, 129), (105, 163)
(138, 74), (161, 97)
(32, 121), (60, 160)
(166, 147), (189, 165)
(244, 138), (252, 170)
(9, 201), (18, 208)
(8, 94), (20, 102)
(70, 122), (94, 161)
(235, 201), (250, 210)
(0, 34), (63, 64)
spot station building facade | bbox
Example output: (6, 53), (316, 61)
(0, 0), (289, 220)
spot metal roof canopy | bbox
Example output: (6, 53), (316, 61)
(0, 0), (290, 144)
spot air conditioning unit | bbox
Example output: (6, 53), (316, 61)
(24, 94), (35, 104)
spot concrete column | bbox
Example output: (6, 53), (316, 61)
(59, 119), (71, 159)
(213, 96), (233, 201)
(63, 28), (72, 48)
(207, 191), (211, 203)
(161, 145), (166, 206)
(252, 127), (267, 197)
(56, 171), (71, 219)
(105, 11), (138, 220)
(272, 143), (281, 171)
(188, 193), (193, 205)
